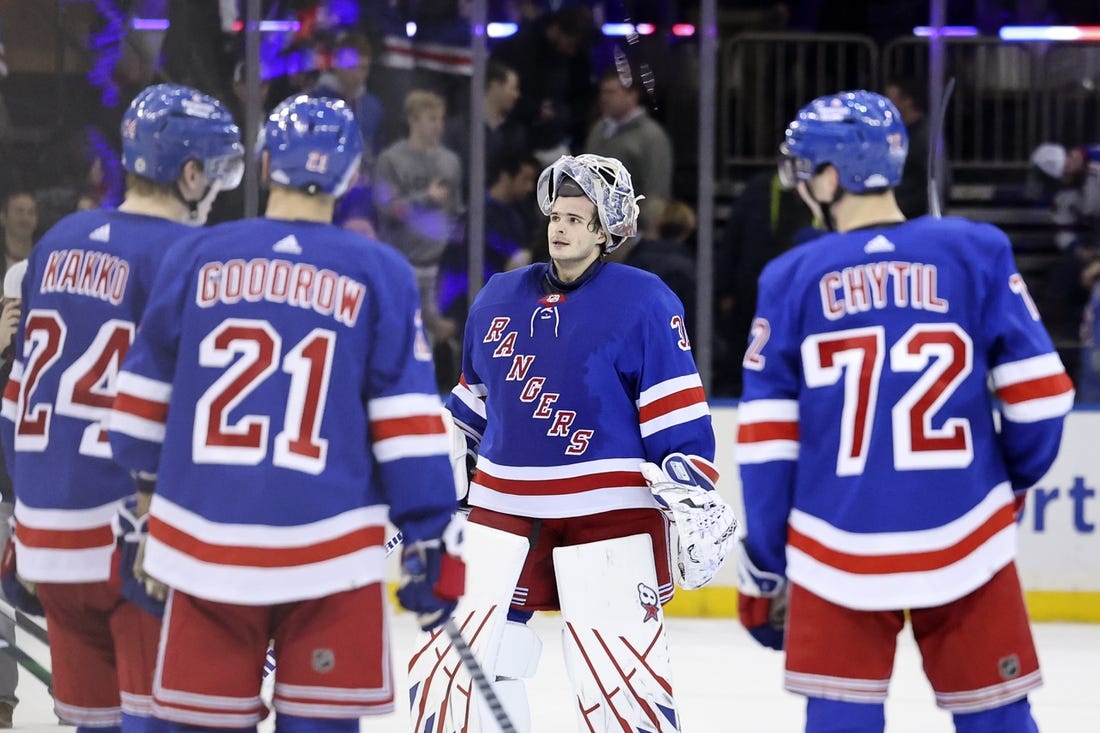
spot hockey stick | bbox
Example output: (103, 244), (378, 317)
(0, 601), (49, 645)
(0, 638), (51, 690)
(443, 617), (517, 733)
(928, 75), (956, 219)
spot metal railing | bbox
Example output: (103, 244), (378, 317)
(720, 32), (878, 173)
(720, 33), (1100, 179)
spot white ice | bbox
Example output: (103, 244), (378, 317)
(7, 612), (1100, 732)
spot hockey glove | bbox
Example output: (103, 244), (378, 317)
(396, 513), (466, 631)
(641, 453), (738, 590)
(113, 497), (166, 618)
(0, 531), (44, 617)
(736, 540), (788, 651)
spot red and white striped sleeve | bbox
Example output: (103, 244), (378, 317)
(990, 353), (1074, 424)
(735, 398), (800, 464)
(368, 393), (450, 463)
(636, 373), (710, 439)
(109, 371), (173, 444)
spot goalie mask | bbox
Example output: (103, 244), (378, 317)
(536, 154), (642, 252)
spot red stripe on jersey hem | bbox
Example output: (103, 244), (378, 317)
(738, 420), (800, 443)
(149, 518), (386, 568)
(474, 469), (647, 496)
(788, 502), (1015, 574)
(371, 414), (446, 441)
(638, 386), (706, 423)
(2, 379), (18, 402)
(16, 522), (115, 550)
(996, 373), (1073, 404)
(114, 391), (169, 423)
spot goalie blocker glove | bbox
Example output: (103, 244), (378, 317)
(397, 513), (466, 630)
(736, 540), (788, 650)
(640, 453), (738, 590)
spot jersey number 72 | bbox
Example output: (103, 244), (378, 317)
(802, 323), (973, 476)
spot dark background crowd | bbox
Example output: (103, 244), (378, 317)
(2, 0), (1100, 399)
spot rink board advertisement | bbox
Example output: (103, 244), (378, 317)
(686, 405), (1100, 622)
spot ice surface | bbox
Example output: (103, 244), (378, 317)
(8, 612), (1099, 731)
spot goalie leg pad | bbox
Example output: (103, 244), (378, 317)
(475, 621), (542, 733)
(553, 534), (680, 733)
(407, 522), (531, 733)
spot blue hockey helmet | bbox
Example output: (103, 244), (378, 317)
(121, 84), (244, 189)
(262, 94), (363, 197)
(778, 90), (908, 193)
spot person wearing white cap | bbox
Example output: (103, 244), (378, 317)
(1030, 141), (1100, 251)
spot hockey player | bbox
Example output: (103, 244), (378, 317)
(0, 83), (243, 732)
(409, 153), (736, 733)
(107, 94), (464, 730)
(736, 90), (1075, 733)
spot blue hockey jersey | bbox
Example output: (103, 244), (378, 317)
(108, 218), (456, 605)
(446, 261), (716, 519)
(737, 216), (1074, 611)
(0, 209), (193, 583)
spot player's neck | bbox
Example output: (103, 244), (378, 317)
(264, 186), (335, 223)
(551, 251), (601, 284)
(118, 191), (189, 222)
(832, 191), (906, 233)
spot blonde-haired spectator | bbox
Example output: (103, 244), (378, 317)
(374, 89), (462, 341)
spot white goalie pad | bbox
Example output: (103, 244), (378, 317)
(407, 522), (533, 733)
(641, 453), (738, 590)
(554, 534), (681, 733)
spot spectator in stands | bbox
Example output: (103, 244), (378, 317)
(440, 147), (539, 325)
(313, 32), (384, 161)
(0, 190), (36, 269)
(375, 89), (463, 342)
(31, 130), (106, 231)
(1033, 141), (1100, 389)
(0, 189), (35, 726)
(266, 33), (327, 112)
(583, 65), (673, 235)
(884, 76), (942, 218)
(445, 60), (527, 182)
(491, 5), (594, 164)
(1032, 142), (1100, 251)
(714, 170), (817, 395)
(624, 199), (699, 342)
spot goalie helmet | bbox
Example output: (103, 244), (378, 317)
(536, 154), (642, 252)
(778, 90), (908, 193)
(262, 94), (363, 197)
(121, 84), (244, 190)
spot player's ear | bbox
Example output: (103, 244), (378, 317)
(179, 159), (205, 197)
